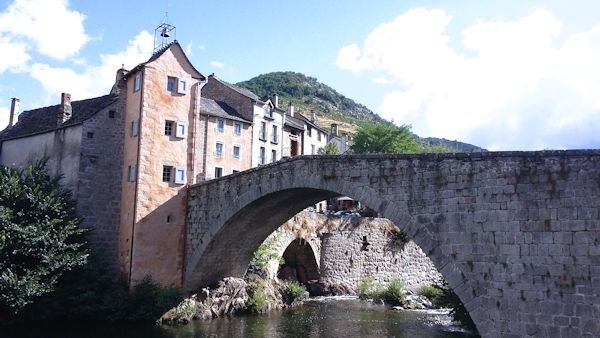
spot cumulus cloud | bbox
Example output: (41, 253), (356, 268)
(0, 0), (89, 61)
(29, 30), (154, 101)
(336, 8), (600, 150)
(210, 61), (224, 68)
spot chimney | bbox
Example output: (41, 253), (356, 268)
(9, 97), (19, 127)
(57, 93), (72, 126)
(288, 102), (294, 117)
(272, 94), (279, 108)
(331, 123), (338, 137)
(311, 111), (316, 123)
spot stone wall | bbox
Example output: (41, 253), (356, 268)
(77, 97), (125, 271)
(260, 211), (442, 289)
(319, 218), (443, 289)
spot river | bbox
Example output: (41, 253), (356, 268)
(5, 297), (479, 337)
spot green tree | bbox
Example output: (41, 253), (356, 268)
(318, 142), (340, 155)
(351, 122), (419, 154)
(0, 161), (88, 318)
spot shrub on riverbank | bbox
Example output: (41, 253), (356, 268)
(246, 280), (268, 313)
(283, 281), (307, 304)
(418, 283), (477, 332)
(383, 278), (406, 305)
(17, 257), (182, 323)
(417, 284), (445, 306)
(358, 277), (387, 303)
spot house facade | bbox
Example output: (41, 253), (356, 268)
(201, 75), (285, 167)
(119, 41), (205, 286)
(0, 90), (126, 273)
(197, 98), (252, 179)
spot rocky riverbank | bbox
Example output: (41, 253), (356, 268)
(159, 276), (308, 325)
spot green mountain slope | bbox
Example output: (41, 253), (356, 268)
(236, 72), (385, 127)
(237, 71), (486, 152)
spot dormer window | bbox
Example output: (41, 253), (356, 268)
(264, 105), (273, 118)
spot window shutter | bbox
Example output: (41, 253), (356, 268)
(177, 79), (187, 94)
(175, 122), (187, 138)
(174, 167), (186, 184)
(131, 120), (139, 137)
(128, 164), (137, 182)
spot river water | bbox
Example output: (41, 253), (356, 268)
(6, 297), (479, 338)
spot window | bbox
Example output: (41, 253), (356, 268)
(128, 165), (137, 182)
(318, 132), (322, 141)
(233, 145), (241, 159)
(166, 215), (172, 224)
(165, 121), (173, 136)
(86, 132), (94, 139)
(174, 167), (186, 184)
(307, 127), (312, 137)
(134, 73), (141, 92)
(167, 77), (177, 92)
(167, 76), (187, 95)
(259, 122), (267, 140)
(109, 110), (116, 118)
(271, 149), (277, 163)
(215, 142), (224, 157)
(175, 122), (187, 138)
(232, 169), (240, 174)
(233, 122), (242, 136)
(311, 144), (316, 155)
(214, 167), (223, 178)
(264, 105), (272, 118)
(259, 146), (266, 165)
(271, 125), (278, 143)
(131, 120), (139, 137)
(216, 119), (225, 133)
(162, 166), (172, 182)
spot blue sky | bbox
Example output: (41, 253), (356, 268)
(1, 0), (600, 150)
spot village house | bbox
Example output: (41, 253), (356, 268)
(197, 98), (252, 179)
(201, 75), (286, 167)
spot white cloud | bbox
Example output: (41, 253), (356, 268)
(336, 8), (600, 150)
(29, 31), (154, 101)
(185, 41), (193, 55)
(0, 0), (89, 60)
(210, 61), (224, 68)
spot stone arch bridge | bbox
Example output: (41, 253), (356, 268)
(185, 150), (600, 337)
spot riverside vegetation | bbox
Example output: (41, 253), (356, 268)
(0, 161), (182, 325)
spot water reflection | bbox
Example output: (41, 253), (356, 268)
(5, 298), (478, 338)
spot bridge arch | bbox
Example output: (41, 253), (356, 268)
(185, 152), (600, 337)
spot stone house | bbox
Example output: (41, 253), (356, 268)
(202, 75), (286, 166)
(0, 40), (206, 287)
(0, 91), (125, 271)
(197, 98), (253, 179)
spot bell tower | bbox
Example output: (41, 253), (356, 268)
(153, 11), (176, 53)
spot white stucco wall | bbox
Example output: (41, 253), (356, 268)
(251, 104), (284, 167)
(0, 126), (82, 194)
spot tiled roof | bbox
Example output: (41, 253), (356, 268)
(126, 40), (205, 80)
(210, 75), (263, 103)
(284, 114), (304, 130)
(295, 112), (328, 134)
(0, 94), (118, 141)
(200, 98), (252, 123)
